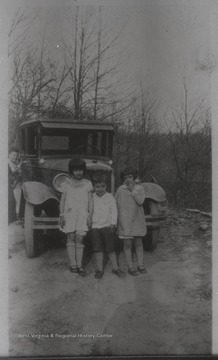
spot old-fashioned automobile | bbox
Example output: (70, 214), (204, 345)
(18, 118), (166, 257)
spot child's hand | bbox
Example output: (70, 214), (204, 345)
(59, 215), (65, 228)
(109, 225), (116, 234)
(126, 182), (135, 193)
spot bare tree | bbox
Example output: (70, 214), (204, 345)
(8, 6), (39, 57)
(165, 77), (211, 207)
(117, 84), (159, 179)
(8, 5), (133, 147)
(62, 6), (131, 121)
(8, 47), (56, 145)
(44, 64), (72, 118)
(8, 6), (75, 145)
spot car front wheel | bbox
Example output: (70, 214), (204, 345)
(24, 202), (38, 258)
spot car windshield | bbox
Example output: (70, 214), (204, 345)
(41, 128), (112, 157)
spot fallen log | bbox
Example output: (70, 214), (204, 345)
(186, 208), (212, 218)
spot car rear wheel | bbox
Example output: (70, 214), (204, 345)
(144, 227), (160, 251)
(24, 202), (39, 258)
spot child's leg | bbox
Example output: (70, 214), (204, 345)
(108, 251), (118, 270)
(133, 237), (147, 274)
(123, 238), (133, 269)
(103, 228), (118, 270)
(90, 229), (104, 272)
(133, 237), (144, 266)
(95, 252), (104, 271)
(109, 251), (126, 277)
(75, 233), (84, 268)
(66, 232), (76, 268)
(13, 184), (22, 219)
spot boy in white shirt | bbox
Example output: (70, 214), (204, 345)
(90, 172), (126, 279)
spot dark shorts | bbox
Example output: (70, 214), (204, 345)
(90, 227), (116, 253)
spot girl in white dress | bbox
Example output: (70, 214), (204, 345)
(59, 157), (93, 276)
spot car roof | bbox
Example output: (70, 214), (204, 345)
(19, 118), (114, 131)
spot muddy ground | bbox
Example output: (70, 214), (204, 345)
(8, 208), (212, 357)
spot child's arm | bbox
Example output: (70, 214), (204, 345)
(130, 185), (146, 206)
(87, 191), (94, 228)
(114, 188), (119, 203)
(109, 195), (118, 233)
(110, 195), (118, 226)
(59, 191), (66, 228)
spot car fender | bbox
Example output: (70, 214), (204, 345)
(140, 182), (166, 202)
(22, 181), (59, 206)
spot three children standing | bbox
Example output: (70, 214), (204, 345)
(60, 157), (147, 278)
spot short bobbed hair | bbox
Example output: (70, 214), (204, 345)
(68, 157), (86, 174)
(120, 166), (138, 182)
(92, 172), (107, 185)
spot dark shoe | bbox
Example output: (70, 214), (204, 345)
(112, 268), (126, 277)
(95, 270), (104, 279)
(69, 266), (78, 273)
(137, 265), (147, 274)
(128, 267), (139, 276)
(77, 267), (88, 277)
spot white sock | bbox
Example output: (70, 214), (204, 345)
(66, 243), (76, 267)
(75, 244), (84, 268)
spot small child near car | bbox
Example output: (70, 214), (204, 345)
(8, 147), (22, 223)
(90, 172), (125, 279)
(115, 166), (147, 276)
(59, 157), (93, 277)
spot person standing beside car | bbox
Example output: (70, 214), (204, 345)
(59, 157), (93, 277)
(8, 147), (22, 224)
(115, 166), (147, 276)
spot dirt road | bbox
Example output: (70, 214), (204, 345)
(8, 209), (212, 356)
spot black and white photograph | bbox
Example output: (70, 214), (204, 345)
(0, 0), (217, 357)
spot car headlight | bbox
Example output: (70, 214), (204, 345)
(53, 173), (71, 193)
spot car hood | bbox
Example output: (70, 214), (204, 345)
(39, 158), (112, 172)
